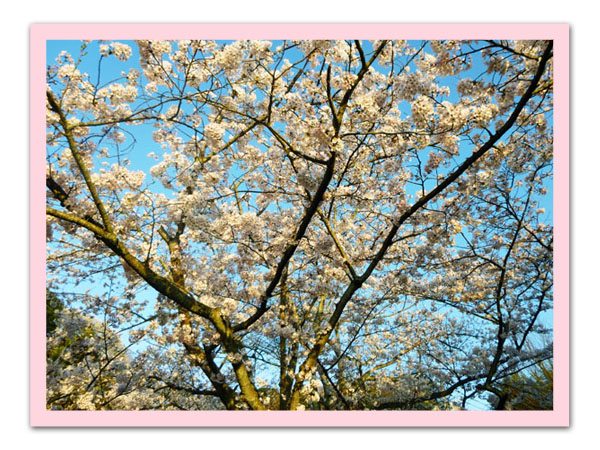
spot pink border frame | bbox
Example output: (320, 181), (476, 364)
(30, 23), (569, 427)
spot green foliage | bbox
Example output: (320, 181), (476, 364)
(46, 296), (132, 410)
(504, 359), (553, 410)
(487, 357), (553, 410)
(46, 290), (64, 336)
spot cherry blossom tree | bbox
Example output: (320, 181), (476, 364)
(45, 39), (554, 410)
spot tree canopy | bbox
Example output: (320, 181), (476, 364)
(46, 39), (554, 410)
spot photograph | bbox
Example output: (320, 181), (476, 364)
(30, 24), (569, 426)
